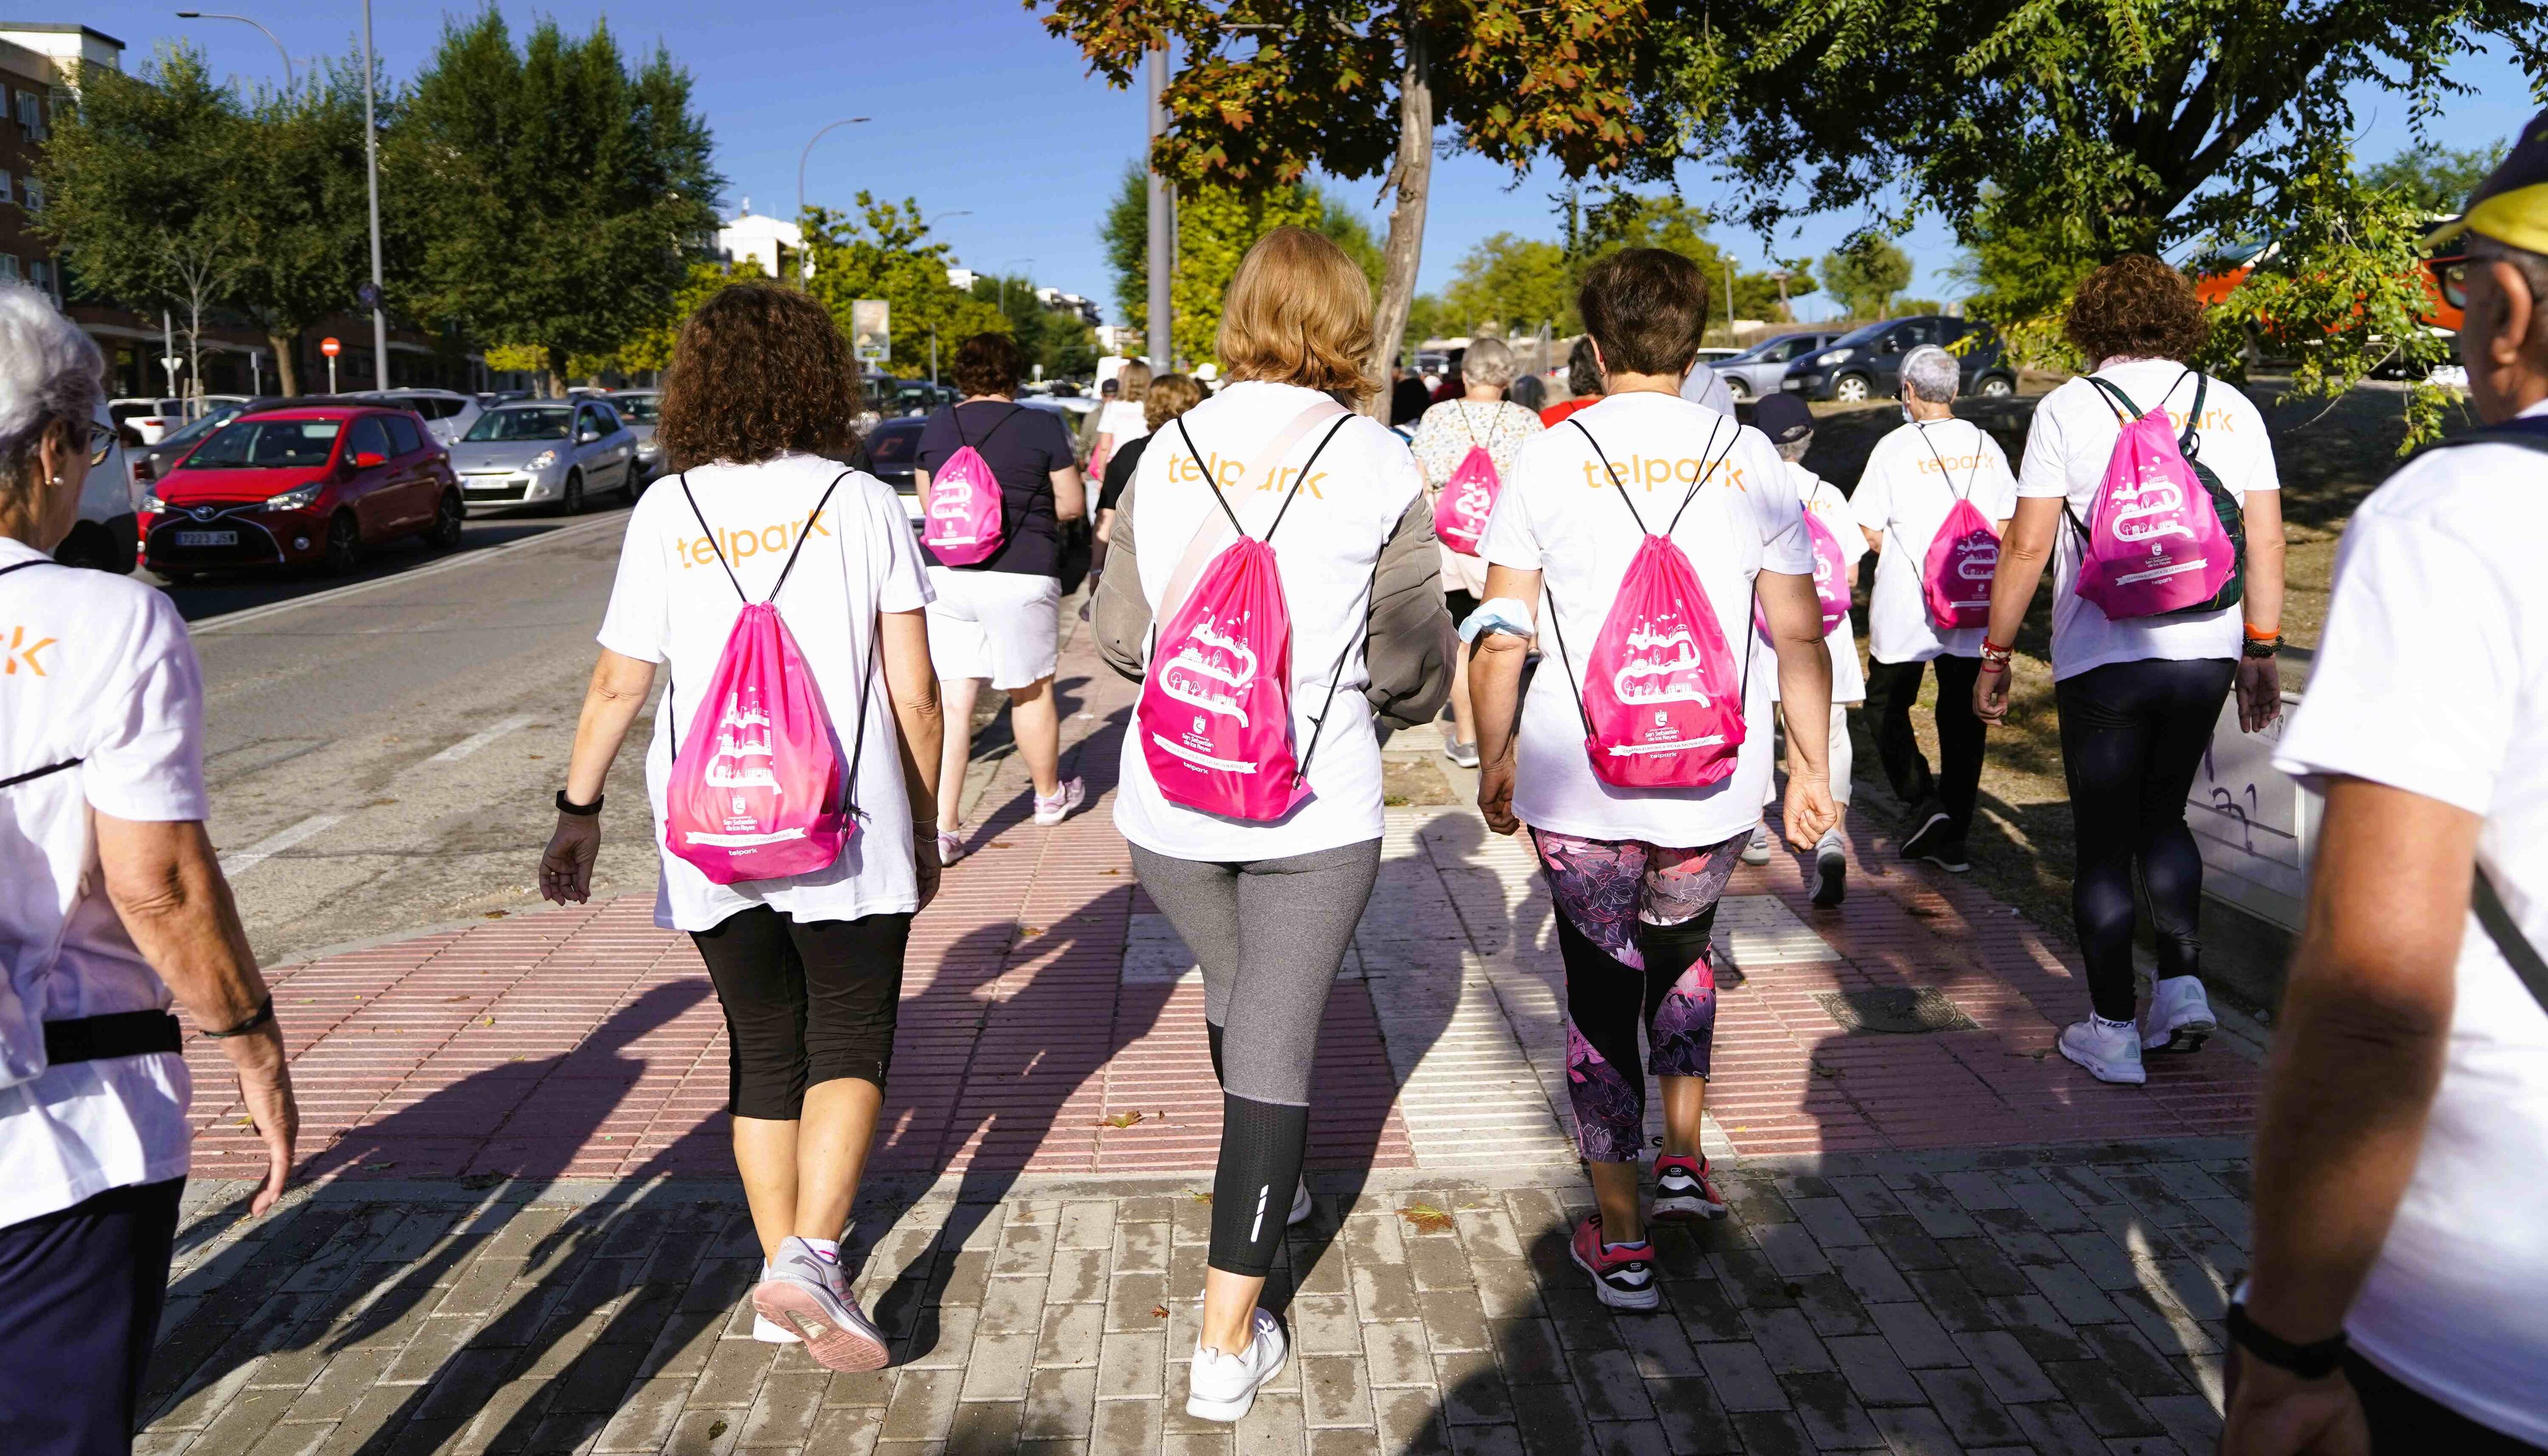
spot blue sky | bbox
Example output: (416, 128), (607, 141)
(81, 2), (2545, 325)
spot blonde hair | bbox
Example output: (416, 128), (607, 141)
(1216, 226), (1374, 399)
(1116, 359), (1152, 403)
(1144, 372), (1205, 432)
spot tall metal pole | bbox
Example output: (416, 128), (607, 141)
(1144, 45), (1174, 370)
(174, 13), (295, 91)
(362, 0), (387, 388)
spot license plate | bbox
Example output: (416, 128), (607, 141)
(172, 530), (237, 547)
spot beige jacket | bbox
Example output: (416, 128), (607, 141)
(1094, 482), (1454, 732)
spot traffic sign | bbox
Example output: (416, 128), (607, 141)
(321, 337), (342, 358)
(356, 281), (382, 312)
(851, 300), (890, 365)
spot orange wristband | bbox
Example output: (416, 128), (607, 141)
(2244, 623), (2281, 642)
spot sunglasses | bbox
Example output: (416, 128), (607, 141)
(2428, 256), (2469, 312)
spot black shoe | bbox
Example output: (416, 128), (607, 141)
(1901, 815), (1969, 872)
(1812, 844), (1847, 906)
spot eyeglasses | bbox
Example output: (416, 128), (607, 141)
(2428, 256), (2469, 312)
(85, 421), (117, 467)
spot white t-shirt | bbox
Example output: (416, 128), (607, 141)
(1099, 399), (1151, 446)
(1850, 417), (2018, 663)
(1763, 465), (1868, 705)
(1113, 381), (1419, 862)
(1482, 391), (1813, 847)
(0, 541), (202, 1228)
(1676, 366), (1738, 416)
(2016, 363), (2279, 680)
(598, 456), (935, 933)
(2271, 404), (2548, 1447)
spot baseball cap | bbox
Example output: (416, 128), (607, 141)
(2428, 106), (2548, 253)
(1751, 391), (1815, 445)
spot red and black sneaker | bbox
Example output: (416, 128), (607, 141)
(1652, 1153), (1728, 1221)
(1568, 1214), (1660, 1310)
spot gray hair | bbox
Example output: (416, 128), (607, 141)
(0, 284), (105, 494)
(1899, 344), (1960, 405)
(1461, 336), (1518, 390)
(2466, 233), (2548, 338)
(1776, 434), (1814, 464)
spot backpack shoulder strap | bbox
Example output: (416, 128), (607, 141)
(1173, 417), (1248, 539)
(1664, 416), (1743, 535)
(1569, 417), (1648, 533)
(1264, 416), (1353, 542)
(2175, 370), (2208, 459)
(678, 473), (748, 604)
(0, 559), (53, 584)
(1911, 419), (1980, 504)
(2475, 865), (2548, 1014)
(1538, 583), (1600, 742)
(2085, 374), (2143, 424)
(764, 471), (853, 604)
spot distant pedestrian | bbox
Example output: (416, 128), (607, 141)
(1409, 336), (1544, 768)
(1540, 336), (1605, 427)
(1852, 344), (2018, 872)
(918, 333), (1090, 861)
(0, 284), (300, 1453)
(1508, 370), (1547, 413)
(1095, 371), (1203, 549)
(1093, 227), (1451, 1424)
(1091, 359), (1152, 480)
(1973, 255), (2284, 1087)
(1388, 370), (1432, 433)
(1744, 392), (1863, 905)
(2223, 128), (2548, 1455)
(1467, 249), (1837, 1313)
(538, 282), (945, 1373)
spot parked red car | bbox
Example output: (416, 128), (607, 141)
(139, 405), (464, 581)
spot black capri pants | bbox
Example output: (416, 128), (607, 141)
(691, 905), (911, 1120)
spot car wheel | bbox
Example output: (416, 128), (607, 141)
(321, 511), (362, 576)
(1725, 376), (1753, 402)
(1833, 373), (1873, 403)
(429, 489), (465, 551)
(1977, 373), (2015, 399)
(559, 470), (587, 517)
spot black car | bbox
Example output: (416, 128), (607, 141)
(1779, 316), (2018, 403)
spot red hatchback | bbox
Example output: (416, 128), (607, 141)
(140, 405), (464, 580)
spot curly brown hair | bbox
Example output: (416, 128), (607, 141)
(952, 333), (1026, 398)
(2064, 254), (2210, 365)
(656, 283), (859, 469)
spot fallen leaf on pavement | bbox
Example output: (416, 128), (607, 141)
(1098, 1111), (1145, 1129)
(482, 910), (507, 919)
(1151, 1305), (1169, 1318)
(1399, 1204), (1455, 1234)
(1020, 926), (1047, 938)
(1191, 1191), (1212, 1204)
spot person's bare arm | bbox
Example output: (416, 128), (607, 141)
(96, 814), (298, 1216)
(1095, 507), (1116, 545)
(2221, 777), (2468, 1455)
(1051, 466), (1088, 523)
(539, 649), (657, 906)
(1470, 564), (1538, 835)
(2237, 489), (2288, 732)
(880, 608), (945, 909)
(1974, 495), (2062, 724)
(1760, 569), (1839, 848)
(1859, 525), (1883, 554)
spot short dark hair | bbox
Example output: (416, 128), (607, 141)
(2064, 254), (2210, 365)
(656, 283), (858, 469)
(952, 332), (1026, 398)
(1565, 336), (1603, 397)
(1578, 249), (1710, 377)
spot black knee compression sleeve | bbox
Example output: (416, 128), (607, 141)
(1206, 1020), (1226, 1086)
(1208, 1093), (1307, 1277)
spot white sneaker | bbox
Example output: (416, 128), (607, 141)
(1287, 1179), (1313, 1228)
(2141, 975), (2217, 1054)
(2059, 1017), (2147, 1086)
(935, 828), (968, 866)
(752, 1236), (889, 1372)
(1032, 777), (1086, 827)
(1186, 1307), (1288, 1423)
(751, 1261), (802, 1343)
(1740, 826), (1774, 865)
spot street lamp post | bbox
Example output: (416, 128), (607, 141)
(361, 0), (387, 389)
(797, 117), (872, 220)
(1144, 46), (1174, 370)
(174, 11), (293, 91)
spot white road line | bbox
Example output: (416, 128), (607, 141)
(185, 510), (632, 638)
(220, 814), (346, 876)
(426, 714), (539, 764)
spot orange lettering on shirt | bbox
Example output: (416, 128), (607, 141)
(2, 625), (55, 676)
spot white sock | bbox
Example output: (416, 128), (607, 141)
(805, 1237), (840, 1264)
(2093, 1014), (2136, 1032)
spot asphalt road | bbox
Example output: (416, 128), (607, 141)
(181, 508), (666, 967)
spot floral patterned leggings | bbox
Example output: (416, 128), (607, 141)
(1533, 826), (1748, 1166)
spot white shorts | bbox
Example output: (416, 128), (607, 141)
(925, 567), (1061, 689)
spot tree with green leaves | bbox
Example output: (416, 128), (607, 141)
(1098, 163), (1381, 365)
(1440, 233), (1573, 338)
(801, 195), (1010, 381)
(385, 12), (720, 395)
(229, 62), (383, 394)
(1037, 0), (1695, 403)
(1821, 237), (1912, 321)
(2363, 141), (2513, 217)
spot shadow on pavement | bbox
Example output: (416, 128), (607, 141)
(154, 509), (629, 623)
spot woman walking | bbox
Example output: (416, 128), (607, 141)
(1468, 249), (1838, 1309)
(1094, 372), (1204, 549)
(1973, 254), (2285, 1086)
(1090, 358), (1152, 480)
(1094, 227), (1451, 1422)
(917, 333), (1089, 861)
(1408, 335), (1544, 768)
(538, 284), (945, 1373)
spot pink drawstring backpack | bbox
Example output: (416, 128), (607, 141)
(921, 405), (1026, 567)
(663, 474), (869, 885)
(1548, 419), (1751, 790)
(1752, 505), (1852, 639)
(1431, 405), (1507, 555)
(1900, 424), (2000, 630)
(1139, 415), (1363, 821)
(2070, 372), (2243, 619)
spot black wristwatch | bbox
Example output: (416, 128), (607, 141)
(555, 790), (603, 817)
(2226, 1301), (2349, 1379)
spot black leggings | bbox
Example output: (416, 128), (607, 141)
(2054, 658), (2234, 1021)
(1865, 655), (1985, 833)
(691, 906), (911, 1120)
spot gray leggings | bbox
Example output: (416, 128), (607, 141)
(1128, 838), (1382, 1106)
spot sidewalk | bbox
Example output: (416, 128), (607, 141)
(146, 617), (2264, 1454)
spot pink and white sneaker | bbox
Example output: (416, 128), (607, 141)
(1568, 1214), (1660, 1310)
(1032, 777), (1086, 827)
(1652, 1153), (1728, 1222)
(752, 1236), (889, 1372)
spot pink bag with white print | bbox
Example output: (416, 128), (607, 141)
(2071, 373), (2240, 619)
(1432, 445), (1502, 555)
(921, 406), (1025, 567)
(1758, 506), (1853, 640)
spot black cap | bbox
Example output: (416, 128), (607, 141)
(1751, 391), (1815, 445)
(2430, 105), (2548, 254)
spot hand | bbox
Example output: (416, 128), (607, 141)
(1973, 660), (2014, 725)
(224, 1023), (299, 1217)
(1477, 756), (1520, 836)
(2219, 1350), (2370, 1456)
(913, 831), (942, 912)
(539, 813), (601, 905)
(1782, 771), (1841, 850)
(2238, 654), (2284, 733)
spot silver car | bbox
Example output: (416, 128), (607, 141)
(359, 388), (485, 445)
(612, 390), (664, 482)
(1708, 331), (1843, 402)
(447, 399), (640, 515)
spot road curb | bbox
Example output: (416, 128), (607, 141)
(185, 508), (633, 636)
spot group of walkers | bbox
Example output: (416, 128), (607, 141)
(5, 109), (2546, 1454)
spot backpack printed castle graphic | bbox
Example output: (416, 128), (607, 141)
(704, 691), (782, 822)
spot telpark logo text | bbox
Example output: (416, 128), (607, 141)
(1165, 449), (1330, 501)
(679, 512), (833, 571)
(1577, 456), (1749, 493)
(3, 624), (56, 676)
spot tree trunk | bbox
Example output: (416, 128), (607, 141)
(545, 346), (568, 399)
(267, 332), (302, 397)
(1365, 17), (1432, 419)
